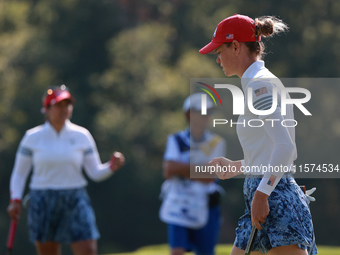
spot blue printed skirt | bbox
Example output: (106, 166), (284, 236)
(234, 175), (318, 254)
(27, 188), (100, 243)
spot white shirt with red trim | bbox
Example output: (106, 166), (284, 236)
(10, 120), (112, 200)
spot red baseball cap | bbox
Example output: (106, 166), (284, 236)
(43, 85), (75, 108)
(199, 14), (260, 54)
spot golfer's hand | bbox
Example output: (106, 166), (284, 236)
(110, 151), (125, 171)
(209, 157), (240, 180)
(251, 190), (269, 230)
(7, 201), (22, 223)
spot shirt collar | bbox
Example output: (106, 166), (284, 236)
(45, 119), (71, 134)
(241, 60), (265, 89)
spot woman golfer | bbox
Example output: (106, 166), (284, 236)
(7, 85), (125, 255)
(200, 14), (317, 255)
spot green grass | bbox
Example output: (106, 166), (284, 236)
(105, 244), (340, 255)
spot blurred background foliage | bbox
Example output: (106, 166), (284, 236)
(1, 0), (340, 254)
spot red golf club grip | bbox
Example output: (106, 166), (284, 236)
(7, 220), (17, 250)
(110, 152), (119, 171)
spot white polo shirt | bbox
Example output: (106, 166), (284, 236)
(238, 61), (297, 195)
(10, 120), (112, 200)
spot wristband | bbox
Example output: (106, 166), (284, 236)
(10, 199), (21, 204)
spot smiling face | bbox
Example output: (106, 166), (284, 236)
(46, 99), (73, 129)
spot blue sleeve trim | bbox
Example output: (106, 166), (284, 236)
(253, 96), (273, 108)
(18, 146), (33, 157)
(84, 148), (94, 155)
(257, 101), (274, 110)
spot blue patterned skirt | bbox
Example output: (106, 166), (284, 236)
(234, 176), (318, 254)
(27, 188), (100, 243)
